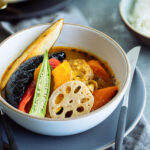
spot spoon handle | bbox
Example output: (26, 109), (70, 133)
(115, 106), (127, 150)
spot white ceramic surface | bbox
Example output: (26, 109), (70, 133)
(0, 23), (130, 136)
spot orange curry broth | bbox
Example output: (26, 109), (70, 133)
(50, 46), (118, 89)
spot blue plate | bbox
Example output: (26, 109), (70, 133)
(1, 68), (146, 150)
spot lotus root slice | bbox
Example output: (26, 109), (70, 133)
(49, 80), (94, 119)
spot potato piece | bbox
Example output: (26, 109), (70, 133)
(49, 80), (94, 119)
(68, 59), (94, 84)
(52, 60), (72, 90)
(0, 19), (64, 90)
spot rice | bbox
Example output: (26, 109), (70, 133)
(128, 0), (150, 36)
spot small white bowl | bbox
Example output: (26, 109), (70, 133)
(119, 0), (150, 45)
(0, 23), (130, 136)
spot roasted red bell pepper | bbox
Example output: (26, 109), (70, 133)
(18, 80), (36, 113)
(49, 58), (61, 69)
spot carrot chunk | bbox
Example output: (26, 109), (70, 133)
(88, 60), (110, 81)
(92, 86), (118, 111)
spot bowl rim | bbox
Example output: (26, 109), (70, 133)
(119, 0), (150, 39)
(0, 23), (130, 121)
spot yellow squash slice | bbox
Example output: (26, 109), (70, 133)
(52, 61), (72, 90)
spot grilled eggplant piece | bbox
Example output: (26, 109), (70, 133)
(5, 52), (66, 108)
(5, 56), (43, 108)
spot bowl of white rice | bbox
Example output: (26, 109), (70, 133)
(119, 0), (150, 45)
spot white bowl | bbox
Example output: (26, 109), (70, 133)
(0, 23), (130, 136)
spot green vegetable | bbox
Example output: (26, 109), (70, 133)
(29, 50), (51, 117)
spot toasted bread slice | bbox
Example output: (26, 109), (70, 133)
(1, 19), (64, 90)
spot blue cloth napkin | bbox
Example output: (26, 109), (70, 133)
(123, 116), (150, 150)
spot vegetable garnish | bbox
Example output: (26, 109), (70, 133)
(18, 80), (36, 113)
(52, 60), (72, 90)
(49, 58), (61, 69)
(5, 56), (44, 108)
(29, 50), (51, 117)
(34, 58), (61, 83)
(92, 86), (118, 111)
(88, 60), (110, 81)
(49, 80), (94, 119)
